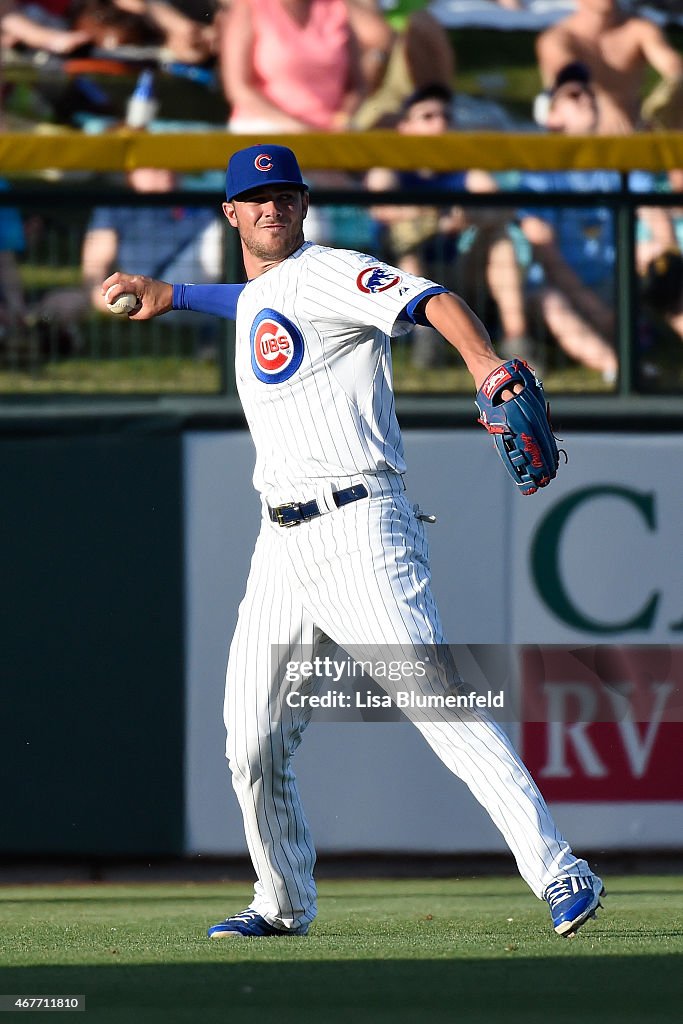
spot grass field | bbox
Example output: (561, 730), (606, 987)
(1, 876), (681, 1023)
(0, 357), (221, 395)
(0, 355), (610, 396)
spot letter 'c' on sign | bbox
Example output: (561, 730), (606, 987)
(530, 485), (660, 634)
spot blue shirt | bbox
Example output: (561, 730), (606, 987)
(88, 205), (216, 278)
(516, 170), (654, 289)
(397, 170), (468, 194)
(0, 179), (25, 253)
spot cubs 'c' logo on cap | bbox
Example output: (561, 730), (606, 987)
(356, 266), (401, 294)
(250, 308), (304, 384)
(254, 153), (273, 172)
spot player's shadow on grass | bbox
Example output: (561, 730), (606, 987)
(2, 955), (682, 1024)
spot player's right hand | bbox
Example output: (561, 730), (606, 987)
(101, 272), (174, 320)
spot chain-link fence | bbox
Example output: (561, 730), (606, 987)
(1, 179), (682, 398)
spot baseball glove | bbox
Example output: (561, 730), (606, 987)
(475, 359), (561, 495)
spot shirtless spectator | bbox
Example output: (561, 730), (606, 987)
(536, 0), (683, 134)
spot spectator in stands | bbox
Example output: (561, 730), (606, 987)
(2, 1), (225, 65)
(35, 166), (223, 347)
(1, 1), (92, 55)
(666, 169), (683, 251)
(113, 0), (222, 65)
(643, 248), (683, 368)
(640, 248), (683, 352)
(351, 0), (455, 130)
(366, 84), (529, 367)
(517, 61), (678, 383)
(83, 167), (222, 314)
(340, 1), (393, 96)
(219, 0), (364, 132)
(0, 178), (28, 364)
(145, 1), (219, 63)
(638, 167), (683, 352)
(536, 0), (683, 134)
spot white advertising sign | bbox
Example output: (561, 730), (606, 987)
(183, 431), (683, 855)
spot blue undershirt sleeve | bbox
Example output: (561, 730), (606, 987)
(172, 283), (245, 320)
(399, 286), (449, 326)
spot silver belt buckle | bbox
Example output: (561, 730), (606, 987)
(275, 502), (301, 527)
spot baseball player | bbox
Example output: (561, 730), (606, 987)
(103, 144), (605, 940)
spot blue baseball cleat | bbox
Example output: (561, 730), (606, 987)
(207, 909), (309, 939)
(545, 874), (605, 937)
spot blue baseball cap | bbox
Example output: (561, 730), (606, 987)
(225, 144), (308, 201)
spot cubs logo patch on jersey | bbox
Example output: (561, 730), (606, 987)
(250, 308), (305, 384)
(356, 266), (401, 294)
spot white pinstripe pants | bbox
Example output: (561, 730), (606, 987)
(224, 487), (588, 931)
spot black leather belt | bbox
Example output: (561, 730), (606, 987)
(269, 484), (369, 527)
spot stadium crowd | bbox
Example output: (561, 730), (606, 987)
(1, 0), (682, 387)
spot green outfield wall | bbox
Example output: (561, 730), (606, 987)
(1, 426), (185, 855)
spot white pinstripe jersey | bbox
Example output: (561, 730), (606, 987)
(234, 242), (444, 500)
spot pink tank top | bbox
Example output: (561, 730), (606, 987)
(234, 0), (351, 130)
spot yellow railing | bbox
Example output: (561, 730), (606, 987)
(2, 130), (683, 173)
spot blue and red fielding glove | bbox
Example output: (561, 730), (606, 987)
(475, 359), (561, 495)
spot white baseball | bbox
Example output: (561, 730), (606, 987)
(105, 286), (141, 316)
